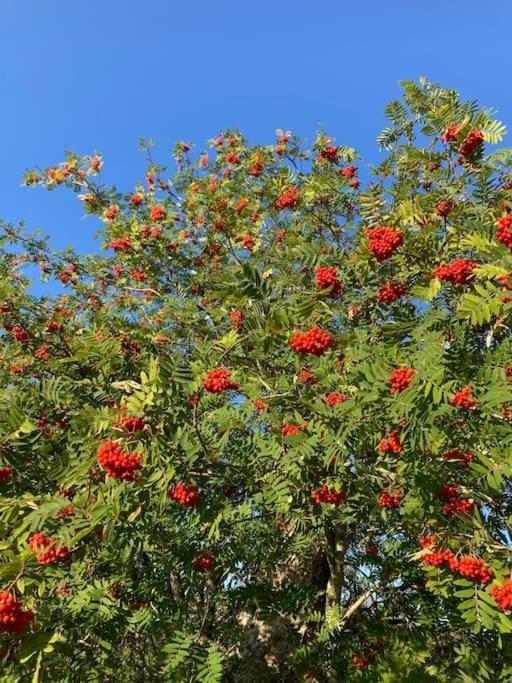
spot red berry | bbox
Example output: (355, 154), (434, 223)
(315, 266), (343, 297)
(387, 368), (414, 395)
(298, 370), (317, 385)
(168, 483), (199, 507)
(194, 551), (214, 572)
(109, 236), (132, 252)
(317, 145), (339, 163)
(435, 200), (454, 217)
(497, 214), (512, 250)
(456, 556), (492, 584)
(436, 486), (475, 517)
(377, 430), (403, 454)
(458, 129), (484, 156)
(341, 165), (357, 178)
(0, 468), (12, 484)
(376, 282), (407, 304)
(365, 226), (403, 262)
(11, 327), (29, 343)
(225, 151), (240, 165)
(229, 310), (244, 329)
(420, 548), (455, 568)
(115, 415), (145, 433)
(311, 484), (346, 506)
(441, 448), (474, 468)
(491, 580), (512, 611)
(130, 193), (144, 206)
(28, 532), (69, 565)
(352, 655), (369, 670)
(103, 205), (119, 221)
(96, 441), (142, 481)
(150, 205), (166, 222)
(281, 423), (305, 436)
(275, 186), (299, 211)
(377, 489), (401, 508)
(435, 259), (477, 285)
(440, 123), (460, 143)
(0, 591), (34, 634)
(290, 327), (334, 356)
(449, 386), (478, 410)
(325, 392), (347, 407)
(203, 368), (240, 393)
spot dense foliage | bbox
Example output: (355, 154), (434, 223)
(1, 77), (512, 681)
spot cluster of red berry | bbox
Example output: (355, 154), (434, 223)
(253, 399), (266, 412)
(194, 551), (214, 572)
(317, 145), (339, 163)
(248, 161), (264, 176)
(298, 370), (317, 385)
(441, 449), (474, 468)
(450, 386), (478, 410)
(502, 405), (512, 421)
(203, 368), (240, 393)
(377, 490), (401, 508)
(436, 485), (475, 516)
(103, 205), (119, 221)
(235, 198), (249, 214)
(421, 547), (492, 584)
(168, 483), (199, 507)
(325, 392), (347, 407)
(435, 200), (454, 217)
(491, 580), (512, 611)
(10, 326), (29, 343)
(289, 327), (334, 356)
(365, 227), (403, 261)
(376, 282), (407, 304)
(421, 548), (455, 568)
(352, 655), (369, 671)
(149, 205), (166, 222)
(130, 193), (144, 206)
(281, 423), (306, 436)
(311, 485), (346, 506)
(114, 415), (145, 433)
(497, 273), (512, 303)
(457, 556), (493, 584)
(420, 535), (437, 548)
(140, 225), (162, 240)
(109, 236), (132, 252)
(0, 592), (34, 634)
(0, 467), (12, 484)
(341, 165), (357, 178)
(387, 367), (414, 395)
(434, 259), (477, 285)
(28, 532), (69, 565)
(241, 234), (255, 250)
(377, 430), (403, 454)
(225, 151), (240, 165)
(96, 441), (142, 481)
(441, 123), (460, 142)
(315, 266), (342, 296)
(497, 214), (512, 249)
(275, 186), (299, 211)
(229, 309), (244, 329)
(459, 129), (484, 156)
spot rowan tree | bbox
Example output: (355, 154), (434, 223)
(1, 78), (512, 681)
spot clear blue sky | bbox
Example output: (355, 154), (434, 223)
(2, 0), (511, 254)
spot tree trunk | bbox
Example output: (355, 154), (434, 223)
(324, 523), (346, 615)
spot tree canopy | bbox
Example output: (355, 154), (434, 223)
(1, 77), (512, 681)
